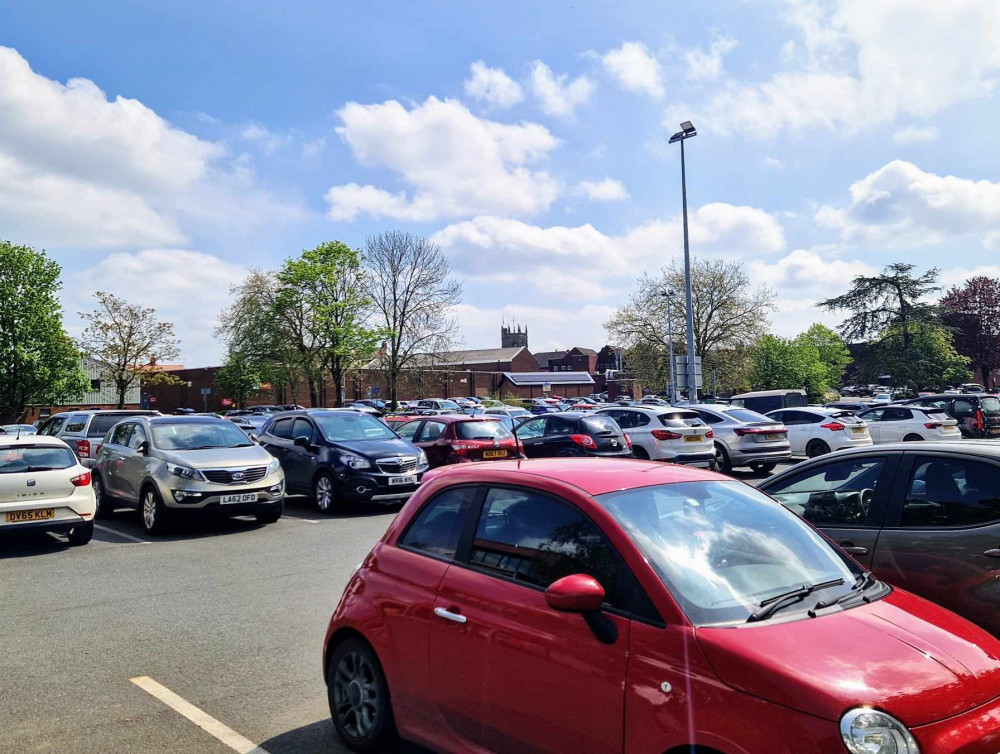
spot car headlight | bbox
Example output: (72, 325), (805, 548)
(840, 708), (919, 754)
(416, 449), (429, 469)
(167, 463), (204, 481)
(339, 453), (371, 470)
(267, 457), (281, 475)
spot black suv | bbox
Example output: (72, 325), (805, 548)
(901, 393), (1000, 438)
(259, 409), (428, 512)
(514, 412), (632, 458)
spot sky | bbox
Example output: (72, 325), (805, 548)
(2, 0), (1000, 367)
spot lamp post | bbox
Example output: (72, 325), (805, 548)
(669, 120), (698, 401)
(660, 290), (677, 404)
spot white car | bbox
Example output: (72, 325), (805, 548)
(765, 407), (872, 458)
(871, 393), (893, 404)
(596, 405), (715, 467)
(855, 405), (962, 443)
(0, 434), (96, 545)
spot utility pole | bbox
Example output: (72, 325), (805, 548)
(669, 121), (699, 402)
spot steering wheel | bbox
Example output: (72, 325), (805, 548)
(860, 488), (874, 516)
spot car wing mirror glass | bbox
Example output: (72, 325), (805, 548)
(136, 440), (149, 455)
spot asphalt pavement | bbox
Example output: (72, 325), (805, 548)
(1, 462), (796, 753)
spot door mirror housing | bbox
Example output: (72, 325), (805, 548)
(293, 435), (311, 449)
(248, 433), (259, 444)
(545, 574), (605, 613)
(136, 440), (149, 455)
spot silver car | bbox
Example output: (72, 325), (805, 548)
(36, 409), (160, 467)
(93, 415), (284, 534)
(688, 405), (791, 473)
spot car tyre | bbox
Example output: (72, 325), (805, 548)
(67, 521), (93, 546)
(903, 433), (923, 442)
(255, 503), (283, 524)
(806, 439), (830, 458)
(92, 473), (112, 518)
(714, 443), (732, 474)
(327, 638), (397, 752)
(140, 485), (171, 535)
(631, 446), (650, 460)
(748, 461), (777, 474)
(313, 471), (338, 515)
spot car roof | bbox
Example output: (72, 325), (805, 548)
(429, 457), (723, 496)
(148, 414), (228, 424)
(0, 434), (77, 448)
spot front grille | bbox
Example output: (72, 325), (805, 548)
(375, 456), (418, 474)
(203, 467), (268, 485)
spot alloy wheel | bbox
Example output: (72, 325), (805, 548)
(332, 651), (380, 739)
(143, 491), (157, 530)
(93, 477), (104, 514)
(315, 475), (334, 512)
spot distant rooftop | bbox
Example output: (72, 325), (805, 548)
(503, 371), (594, 386)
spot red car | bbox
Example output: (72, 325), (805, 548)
(323, 459), (1000, 753)
(390, 415), (522, 467)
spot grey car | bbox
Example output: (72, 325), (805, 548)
(93, 415), (285, 534)
(36, 409), (160, 467)
(688, 404), (791, 473)
(758, 442), (1000, 636)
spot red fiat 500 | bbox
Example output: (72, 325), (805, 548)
(323, 459), (1000, 753)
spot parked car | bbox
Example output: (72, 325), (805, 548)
(36, 409), (160, 467)
(596, 405), (714, 467)
(515, 412), (632, 458)
(259, 409), (427, 512)
(0, 434), (96, 545)
(413, 398), (461, 412)
(871, 392), (893, 404)
(958, 383), (987, 394)
(520, 398), (559, 415)
(728, 388), (807, 414)
(1, 424), (37, 436)
(855, 405), (962, 443)
(823, 401), (869, 413)
(901, 393), (1000, 438)
(323, 458), (1000, 754)
(480, 405), (532, 431)
(391, 415), (521, 467)
(687, 405), (791, 473)
(759, 441), (1000, 636)
(93, 415), (285, 534)
(765, 407), (872, 458)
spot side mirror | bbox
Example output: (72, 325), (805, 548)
(293, 435), (311, 449)
(136, 440), (149, 455)
(249, 433), (259, 444)
(545, 574), (605, 613)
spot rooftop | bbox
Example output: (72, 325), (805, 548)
(410, 347), (528, 367)
(502, 371), (594, 386)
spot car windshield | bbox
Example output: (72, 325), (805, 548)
(151, 421), (254, 450)
(0, 445), (77, 473)
(596, 481), (859, 626)
(455, 421), (513, 440)
(723, 408), (774, 423)
(981, 397), (1000, 415)
(437, 400), (459, 409)
(313, 412), (396, 441)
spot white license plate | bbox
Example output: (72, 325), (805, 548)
(388, 475), (417, 486)
(220, 493), (257, 505)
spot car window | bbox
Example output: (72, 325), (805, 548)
(291, 418), (314, 442)
(270, 418), (292, 439)
(394, 420), (421, 439)
(88, 413), (147, 437)
(547, 416), (576, 436)
(39, 417), (65, 436)
(780, 411), (818, 425)
(469, 487), (618, 601)
(399, 486), (478, 560)
(517, 417), (546, 439)
(581, 415), (620, 434)
(764, 457), (886, 526)
(981, 396), (1000, 415)
(860, 409), (884, 422)
(420, 421), (446, 441)
(127, 423), (147, 450)
(901, 457), (1000, 527)
(110, 422), (134, 447)
(952, 399), (974, 417)
(455, 421), (512, 440)
(605, 410), (631, 429)
(0, 445), (77, 473)
(881, 407), (911, 421)
(724, 408), (773, 423)
(694, 410), (724, 425)
(64, 414), (88, 434)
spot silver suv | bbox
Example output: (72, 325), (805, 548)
(93, 415), (285, 534)
(688, 405), (791, 474)
(37, 410), (160, 467)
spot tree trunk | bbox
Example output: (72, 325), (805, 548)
(117, 384), (127, 409)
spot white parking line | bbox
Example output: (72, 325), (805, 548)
(276, 514), (320, 524)
(93, 524), (151, 544)
(130, 676), (271, 754)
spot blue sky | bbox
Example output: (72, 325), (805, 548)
(2, 0), (999, 366)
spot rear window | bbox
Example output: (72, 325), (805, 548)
(981, 397), (1000, 415)
(88, 413), (149, 437)
(724, 408), (774, 424)
(455, 421), (513, 440)
(581, 416), (621, 434)
(658, 412), (704, 428)
(926, 411), (951, 421)
(0, 445), (77, 473)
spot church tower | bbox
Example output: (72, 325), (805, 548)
(501, 320), (528, 348)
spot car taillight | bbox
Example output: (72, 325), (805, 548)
(623, 433), (632, 448)
(570, 434), (596, 448)
(705, 429), (714, 438)
(71, 472), (91, 487)
(975, 409), (986, 430)
(651, 429), (682, 440)
(820, 422), (846, 431)
(75, 439), (91, 457)
(451, 444), (473, 456)
(733, 427), (787, 436)
(924, 422), (942, 429)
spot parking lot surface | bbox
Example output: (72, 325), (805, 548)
(1, 463), (793, 753)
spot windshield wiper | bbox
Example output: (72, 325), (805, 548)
(809, 573), (877, 615)
(23, 466), (60, 472)
(746, 578), (845, 623)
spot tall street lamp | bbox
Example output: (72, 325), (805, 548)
(669, 120), (698, 400)
(659, 290), (677, 404)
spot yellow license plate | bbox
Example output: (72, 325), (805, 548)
(483, 450), (509, 458)
(684, 435), (702, 442)
(852, 427), (866, 434)
(6, 508), (55, 523)
(765, 433), (783, 441)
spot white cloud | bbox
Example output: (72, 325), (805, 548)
(684, 35), (738, 81)
(600, 42), (665, 99)
(528, 61), (595, 118)
(67, 249), (247, 367)
(574, 178), (630, 202)
(765, 156), (785, 168)
(463, 61), (524, 108)
(301, 137), (327, 157)
(326, 96), (560, 222)
(816, 160), (1000, 249)
(679, 1), (1000, 138)
(892, 125), (939, 144)
(241, 122), (288, 155)
(452, 302), (617, 352)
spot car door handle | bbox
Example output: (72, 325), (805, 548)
(840, 544), (869, 556)
(433, 607), (467, 624)
(984, 549), (1000, 559)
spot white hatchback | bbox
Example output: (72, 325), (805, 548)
(596, 406), (715, 467)
(0, 434), (96, 545)
(765, 407), (873, 457)
(855, 405), (963, 443)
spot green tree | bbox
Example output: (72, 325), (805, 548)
(796, 324), (852, 388)
(0, 241), (88, 422)
(874, 324), (971, 391)
(214, 349), (261, 409)
(749, 334), (829, 400)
